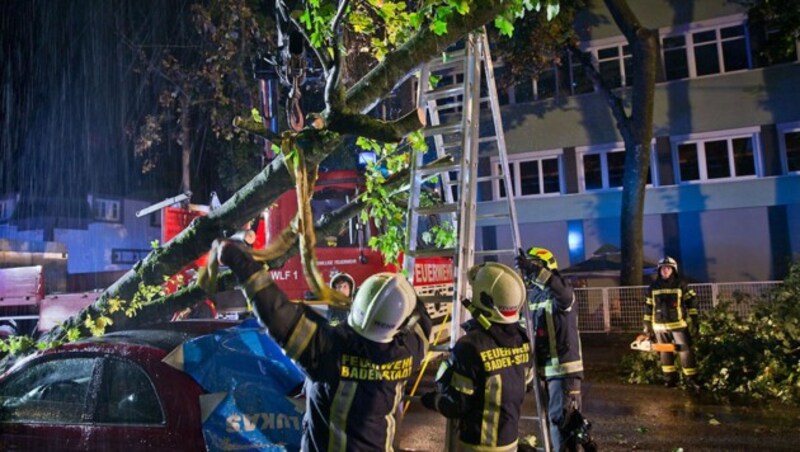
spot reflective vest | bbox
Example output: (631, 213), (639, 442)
(644, 276), (698, 331)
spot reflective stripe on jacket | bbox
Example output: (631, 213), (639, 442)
(644, 277), (697, 331)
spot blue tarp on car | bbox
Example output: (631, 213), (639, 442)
(164, 318), (306, 451)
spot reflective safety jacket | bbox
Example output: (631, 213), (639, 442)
(432, 320), (532, 451)
(527, 271), (583, 379)
(644, 275), (698, 331)
(245, 270), (432, 452)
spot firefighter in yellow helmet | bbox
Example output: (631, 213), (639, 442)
(644, 256), (700, 392)
(420, 262), (533, 451)
(517, 247), (586, 452)
(215, 240), (432, 451)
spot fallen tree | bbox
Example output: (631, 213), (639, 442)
(32, 0), (548, 347)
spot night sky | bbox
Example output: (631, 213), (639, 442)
(0, 0), (212, 221)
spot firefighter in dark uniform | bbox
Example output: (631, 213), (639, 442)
(517, 247), (584, 452)
(420, 262), (532, 452)
(217, 240), (432, 451)
(643, 256), (700, 391)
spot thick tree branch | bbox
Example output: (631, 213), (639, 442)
(571, 44), (632, 140)
(345, 0), (508, 113)
(604, 0), (643, 42)
(325, 108), (425, 142)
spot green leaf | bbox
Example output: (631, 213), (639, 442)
(430, 19), (448, 36)
(250, 107), (264, 123)
(494, 16), (514, 37)
(546, 0), (560, 21)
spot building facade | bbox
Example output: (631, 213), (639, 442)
(476, 0), (800, 283)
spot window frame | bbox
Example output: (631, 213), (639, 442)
(93, 197), (123, 223)
(777, 121), (800, 175)
(575, 142), (658, 192)
(492, 150), (565, 199)
(670, 127), (763, 184)
(591, 41), (633, 88)
(659, 14), (752, 81)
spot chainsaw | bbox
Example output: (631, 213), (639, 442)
(630, 334), (675, 352)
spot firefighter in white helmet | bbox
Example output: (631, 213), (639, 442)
(644, 256), (700, 392)
(420, 262), (533, 451)
(216, 241), (432, 451)
(517, 247), (587, 452)
(327, 271), (355, 324)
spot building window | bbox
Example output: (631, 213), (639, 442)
(0, 200), (9, 221)
(595, 43), (633, 88)
(662, 20), (751, 80)
(93, 198), (121, 222)
(497, 163), (516, 198)
(673, 132), (760, 183)
(579, 147), (654, 191)
(663, 35), (690, 80)
(496, 154), (563, 199)
(779, 125), (800, 174)
(567, 49), (594, 95)
(519, 157), (562, 195)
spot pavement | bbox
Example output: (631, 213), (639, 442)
(396, 334), (800, 451)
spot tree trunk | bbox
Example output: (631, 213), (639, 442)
(602, 0), (658, 286)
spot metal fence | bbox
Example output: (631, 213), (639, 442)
(576, 281), (782, 333)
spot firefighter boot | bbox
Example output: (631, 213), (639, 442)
(685, 375), (701, 394)
(664, 372), (678, 388)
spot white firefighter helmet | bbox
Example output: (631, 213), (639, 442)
(658, 256), (678, 272)
(467, 262), (526, 324)
(347, 273), (416, 343)
(329, 272), (356, 298)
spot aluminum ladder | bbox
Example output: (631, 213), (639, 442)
(403, 28), (552, 452)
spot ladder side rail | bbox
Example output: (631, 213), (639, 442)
(445, 32), (482, 452)
(479, 32), (522, 251)
(479, 29), (551, 452)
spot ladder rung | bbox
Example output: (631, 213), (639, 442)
(441, 141), (461, 151)
(478, 135), (497, 143)
(407, 248), (456, 259)
(476, 174), (503, 183)
(428, 49), (467, 71)
(475, 248), (516, 256)
(418, 162), (460, 176)
(423, 84), (465, 100)
(423, 122), (461, 137)
(416, 204), (458, 216)
(432, 101), (463, 111)
(477, 211), (510, 220)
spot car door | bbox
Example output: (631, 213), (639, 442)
(0, 355), (102, 451)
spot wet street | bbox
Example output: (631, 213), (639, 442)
(397, 334), (800, 451)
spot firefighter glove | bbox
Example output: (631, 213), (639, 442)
(515, 249), (544, 278)
(643, 322), (655, 340)
(218, 240), (264, 282)
(420, 391), (438, 411)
